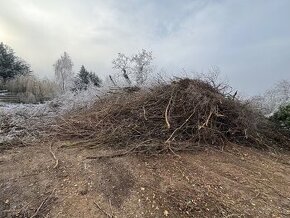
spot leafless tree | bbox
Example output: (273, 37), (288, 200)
(54, 52), (74, 91)
(112, 53), (131, 85)
(250, 79), (290, 115)
(131, 49), (153, 85)
(112, 50), (153, 86)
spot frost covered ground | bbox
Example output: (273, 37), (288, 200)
(0, 85), (107, 144)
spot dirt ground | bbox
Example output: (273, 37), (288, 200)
(0, 142), (290, 218)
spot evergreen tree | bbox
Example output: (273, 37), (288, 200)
(88, 72), (102, 87)
(74, 65), (102, 90)
(270, 104), (290, 129)
(78, 65), (90, 85)
(0, 42), (31, 82)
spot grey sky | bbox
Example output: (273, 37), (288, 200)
(0, 0), (289, 95)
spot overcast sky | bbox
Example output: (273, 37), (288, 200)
(0, 0), (289, 95)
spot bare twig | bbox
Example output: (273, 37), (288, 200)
(94, 201), (113, 218)
(165, 110), (196, 143)
(143, 106), (148, 121)
(49, 143), (59, 169)
(109, 199), (114, 217)
(198, 110), (214, 130)
(165, 93), (174, 129)
(30, 189), (56, 218)
(86, 140), (152, 159)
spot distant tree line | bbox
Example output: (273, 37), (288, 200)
(53, 52), (102, 92)
(1, 41), (290, 130)
(53, 49), (153, 93)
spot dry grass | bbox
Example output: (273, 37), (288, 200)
(4, 74), (59, 103)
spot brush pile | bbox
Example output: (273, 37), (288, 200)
(51, 78), (290, 152)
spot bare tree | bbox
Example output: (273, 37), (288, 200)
(272, 80), (290, 102)
(54, 52), (74, 91)
(250, 79), (290, 115)
(112, 53), (131, 85)
(112, 49), (153, 86)
(131, 49), (153, 85)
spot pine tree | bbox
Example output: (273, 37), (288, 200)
(74, 65), (102, 90)
(79, 65), (90, 85)
(0, 42), (31, 82)
(88, 72), (102, 87)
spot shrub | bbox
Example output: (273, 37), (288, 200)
(270, 104), (290, 129)
(5, 75), (59, 103)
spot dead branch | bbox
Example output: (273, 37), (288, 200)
(94, 201), (113, 218)
(165, 92), (174, 129)
(165, 111), (195, 143)
(30, 189), (56, 218)
(143, 106), (148, 121)
(49, 143), (59, 169)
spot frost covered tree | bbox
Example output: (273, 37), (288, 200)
(0, 42), (30, 82)
(112, 49), (153, 86)
(131, 49), (153, 85)
(54, 52), (74, 91)
(88, 72), (102, 88)
(112, 53), (131, 85)
(265, 80), (290, 113)
(74, 65), (102, 90)
(78, 65), (90, 85)
(251, 80), (290, 115)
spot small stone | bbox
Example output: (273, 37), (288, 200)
(164, 210), (169, 216)
(78, 184), (88, 195)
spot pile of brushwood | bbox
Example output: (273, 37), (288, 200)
(51, 78), (290, 153)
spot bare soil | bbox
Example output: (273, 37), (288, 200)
(0, 143), (290, 217)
